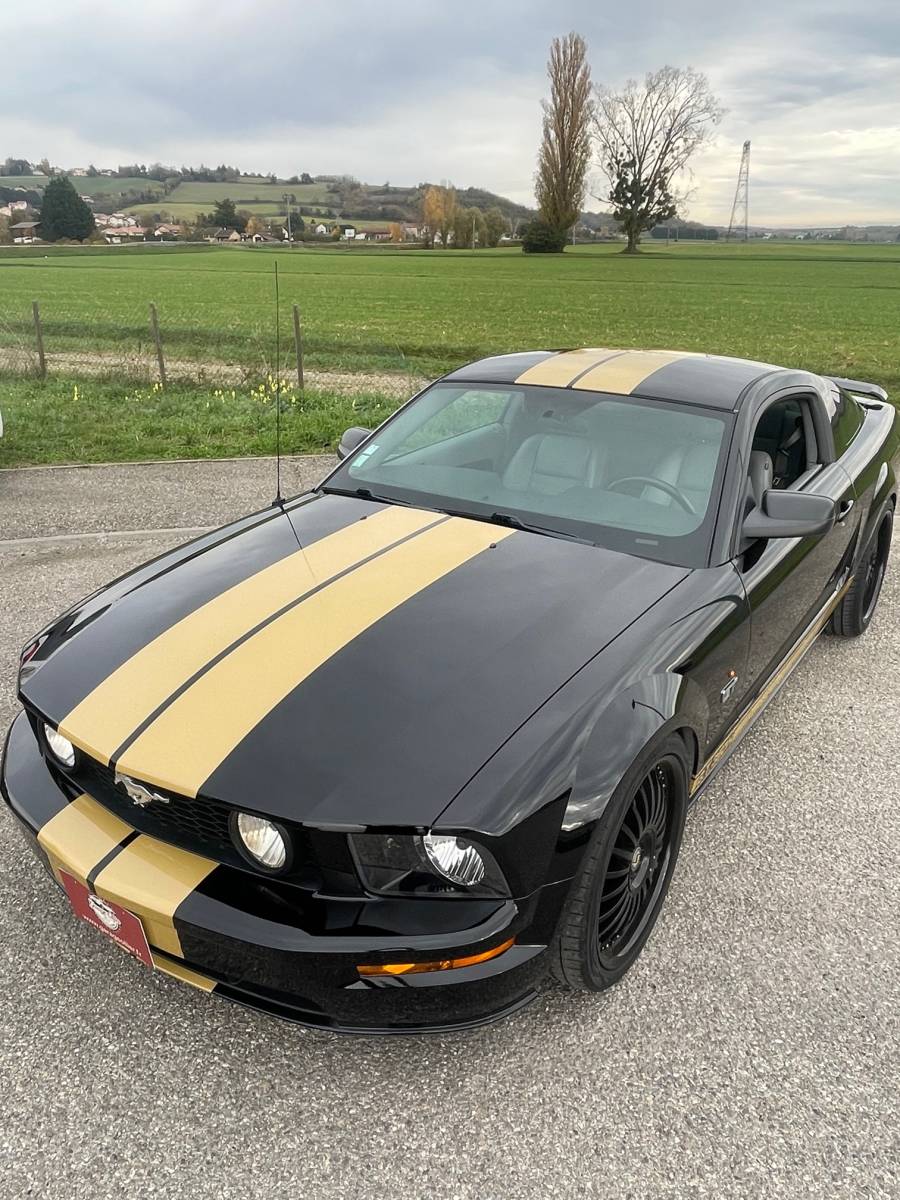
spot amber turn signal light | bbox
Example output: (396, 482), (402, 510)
(357, 937), (515, 977)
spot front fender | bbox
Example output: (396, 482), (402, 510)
(440, 566), (745, 888)
(439, 657), (703, 883)
(560, 674), (705, 833)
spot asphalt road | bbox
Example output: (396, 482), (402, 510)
(1, 459), (897, 1200)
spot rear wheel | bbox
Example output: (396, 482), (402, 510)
(832, 508), (893, 638)
(551, 733), (689, 992)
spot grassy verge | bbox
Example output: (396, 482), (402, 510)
(0, 376), (401, 467)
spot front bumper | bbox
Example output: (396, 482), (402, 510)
(2, 713), (558, 1033)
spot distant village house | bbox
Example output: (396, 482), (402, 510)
(10, 220), (40, 244)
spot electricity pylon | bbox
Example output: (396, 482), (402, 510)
(727, 141), (750, 241)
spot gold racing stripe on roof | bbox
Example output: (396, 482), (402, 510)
(59, 504), (440, 766)
(116, 520), (516, 798)
(514, 349), (624, 388)
(572, 350), (696, 395)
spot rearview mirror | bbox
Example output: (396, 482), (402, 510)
(337, 426), (372, 461)
(742, 489), (837, 541)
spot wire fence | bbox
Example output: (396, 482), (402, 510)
(0, 298), (307, 389)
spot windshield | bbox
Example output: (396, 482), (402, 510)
(325, 382), (732, 568)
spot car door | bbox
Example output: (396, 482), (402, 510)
(736, 392), (858, 698)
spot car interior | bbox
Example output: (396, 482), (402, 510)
(744, 396), (815, 514)
(348, 385), (730, 548)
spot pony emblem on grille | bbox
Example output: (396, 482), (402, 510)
(114, 771), (170, 808)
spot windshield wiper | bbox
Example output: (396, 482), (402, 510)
(317, 485), (413, 507)
(439, 507), (596, 546)
(319, 488), (594, 545)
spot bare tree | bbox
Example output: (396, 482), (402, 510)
(535, 33), (593, 240)
(594, 66), (723, 253)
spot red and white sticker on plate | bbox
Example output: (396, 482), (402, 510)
(60, 870), (154, 969)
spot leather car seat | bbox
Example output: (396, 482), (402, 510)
(501, 433), (604, 496)
(640, 442), (720, 512)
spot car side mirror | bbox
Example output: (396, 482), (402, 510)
(337, 426), (372, 461)
(742, 489), (837, 541)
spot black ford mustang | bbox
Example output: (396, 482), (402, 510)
(3, 347), (897, 1033)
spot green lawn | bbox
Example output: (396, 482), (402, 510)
(0, 377), (398, 466)
(1, 240), (898, 466)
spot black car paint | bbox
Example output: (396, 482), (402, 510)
(3, 356), (898, 1033)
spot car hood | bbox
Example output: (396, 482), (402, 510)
(22, 493), (689, 826)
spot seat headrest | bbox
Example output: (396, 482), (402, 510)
(748, 451), (773, 508)
(502, 432), (601, 495)
(677, 443), (719, 490)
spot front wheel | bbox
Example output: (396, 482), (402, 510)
(832, 508), (893, 638)
(551, 733), (689, 993)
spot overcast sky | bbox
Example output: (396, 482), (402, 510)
(2, 1), (898, 226)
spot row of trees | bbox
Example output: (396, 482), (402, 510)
(420, 185), (510, 248)
(0, 158), (320, 186)
(528, 34), (723, 253)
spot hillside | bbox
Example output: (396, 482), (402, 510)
(0, 169), (533, 228)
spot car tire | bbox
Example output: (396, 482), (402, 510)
(831, 507), (893, 638)
(550, 732), (689, 993)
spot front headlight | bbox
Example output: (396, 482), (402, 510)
(422, 833), (485, 887)
(232, 812), (289, 871)
(349, 832), (508, 897)
(43, 723), (76, 768)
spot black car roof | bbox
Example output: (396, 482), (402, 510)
(443, 348), (788, 411)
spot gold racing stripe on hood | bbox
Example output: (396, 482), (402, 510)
(38, 793), (133, 886)
(59, 504), (440, 766)
(116, 519), (516, 797)
(92, 835), (216, 959)
(514, 349), (623, 388)
(572, 349), (695, 395)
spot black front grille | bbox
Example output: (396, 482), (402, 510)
(79, 759), (234, 858)
(73, 757), (322, 885)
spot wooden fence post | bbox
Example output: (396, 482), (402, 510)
(292, 304), (304, 391)
(32, 301), (46, 380)
(149, 302), (166, 388)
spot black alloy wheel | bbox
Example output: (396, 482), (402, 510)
(552, 733), (689, 993)
(832, 508), (893, 638)
(597, 763), (673, 963)
(861, 519), (890, 624)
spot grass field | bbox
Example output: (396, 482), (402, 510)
(1, 175), (166, 198)
(163, 180), (334, 205)
(1, 240), (898, 466)
(1, 174), (338, 223)
(124, 201), (291, 221)
(123, 203), (362, 223)
(0, 176), (333, 204)
(0, 377), (396, 465)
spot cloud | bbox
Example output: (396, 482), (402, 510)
(1, 0), (898, 225)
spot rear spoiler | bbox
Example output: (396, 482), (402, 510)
(826, 376), (889, 403)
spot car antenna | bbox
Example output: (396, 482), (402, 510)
(272, 258), (284, 509)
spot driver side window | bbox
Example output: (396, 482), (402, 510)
(750, 398), (811, 493)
